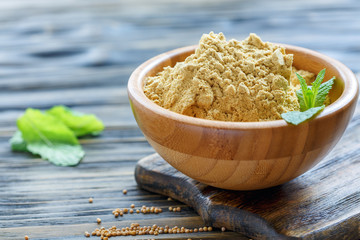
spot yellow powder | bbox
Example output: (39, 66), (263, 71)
(144, 32), (314, 122)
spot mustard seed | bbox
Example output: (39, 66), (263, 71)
(123, 208), (128, 213)
(172, 208), (177, 212)
(221, 226), (226, 232)
(24, 236), (29, 240)
(92, 231), (96, 236)
(167, 197), (172, 201)
(168, 206), (173, 211)
(114, 212), (119, 217)
(130, 204), (135, 208)
(88, 198), (93, 203)
(208, 226), (213, 231)
(84, 231), (90, 237)
(97, 218), (101, 224)
(176, 206), (181, 212)
(123, 189), (127, 194)
(194, 228), (198, 233)
(203, 226), (208, 231)
(129, 209), (134, 214)
(136, 209), (140, 213)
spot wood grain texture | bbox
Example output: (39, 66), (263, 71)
(135, 152), (360, 240)
(128, 44), (358, 190)
(0, 0), (360, 239)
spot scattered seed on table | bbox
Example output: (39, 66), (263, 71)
(84, 231), (90, 237)
(221, 226), (226, 232)
(24, 236), (29, 240)
(89, 223), (212, 238)
(130, 204), (135, 208)
(208, 226), (213, 231)
(176, 207), (181, 212)
(129, 209), (134, 214)
(122, 189), (127, 194)
(88, 198), (93, 203)
(168, 206), (173, 211)
(96, 218), (101, 224)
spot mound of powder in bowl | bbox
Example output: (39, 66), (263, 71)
(144, 32), (314, 122)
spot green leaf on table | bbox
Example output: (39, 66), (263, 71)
(26, 142), (84, 166)
(281, 105), (325, 125)
(17, 108), (84, 166)
(9, 131), (27, 152)
(47, 105), (104, 137)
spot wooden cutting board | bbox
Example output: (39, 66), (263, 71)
(135, 152), (360, 240)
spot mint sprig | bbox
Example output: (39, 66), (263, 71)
(282, 69), (335, 125)
(9, 106), (104, 166)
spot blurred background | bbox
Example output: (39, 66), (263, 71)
(1, 0), (359, 239)
(1, 0), (358, 124)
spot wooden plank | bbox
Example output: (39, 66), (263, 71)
(0, 0), (359, 239)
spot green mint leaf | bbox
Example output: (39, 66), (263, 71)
(311, 68), (326, 94)
(17, 108), (84, 166)
(314, 77), (335, 107)
(281, 106), (325, 125)
(296, 72), (311, 110)
(27, 142), (84, 166)
(47, 105), (104, 137)
(296, 89), (307, 111)
(9, 131), (28, 152)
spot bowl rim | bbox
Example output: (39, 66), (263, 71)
(128, 44), (359, 130)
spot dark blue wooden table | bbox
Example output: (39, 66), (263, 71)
(0, 0), (359, 239)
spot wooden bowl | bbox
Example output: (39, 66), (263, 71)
(128, 44), (358, 190)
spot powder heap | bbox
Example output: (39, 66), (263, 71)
(144, 32), (314, 122)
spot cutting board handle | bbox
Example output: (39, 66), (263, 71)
(135, 154), (298, 240)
